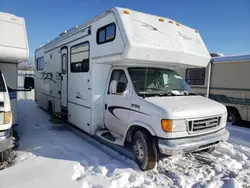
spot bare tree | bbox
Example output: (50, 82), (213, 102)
(18, 58), (35, 70)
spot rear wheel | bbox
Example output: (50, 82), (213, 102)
(132, 130), (157, 171)
(227, 107), (241, 125)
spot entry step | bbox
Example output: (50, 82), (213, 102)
(96, 130), (123, 146)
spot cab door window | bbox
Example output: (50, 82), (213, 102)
(108, 70), (128, 95)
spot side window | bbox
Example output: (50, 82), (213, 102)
(70, 42), (89, 73)
(62, 54), (67, 74)
(186, 68), (205, 85)
(97, 23), (116, 45)
(36, 57), (44, 71)
(108, 70), (128, 95)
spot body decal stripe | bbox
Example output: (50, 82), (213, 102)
(107, 106), (150, 120)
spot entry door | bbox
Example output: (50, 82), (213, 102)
(61, 47), (68, 108)
(104, 69), (131, 136)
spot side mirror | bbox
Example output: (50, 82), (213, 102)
(24, 76), (35, 89)
(109, 80), (117, 94)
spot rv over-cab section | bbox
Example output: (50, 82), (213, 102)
(0, 12), (29, 63)
(0, 11), (29, 125)
(36, 7), (210, 68)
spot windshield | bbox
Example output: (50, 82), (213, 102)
(128, 67), (195, 97)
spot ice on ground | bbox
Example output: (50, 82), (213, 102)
(222, 178), (243, 188)
(0, 100), (250, 188)
(216, 142), (247, 162)
(227, 124), (250, 148)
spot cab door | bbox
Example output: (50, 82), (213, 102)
(60, 47), (68, 108)
(104, 69), (131, 136)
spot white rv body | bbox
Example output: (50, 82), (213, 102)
(0, 12), (29, 153)
(178, 54), (250, 124)
(35, 7), (229, 170)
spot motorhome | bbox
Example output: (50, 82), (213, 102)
(177, 54), (250, 125)
(33, 7), (229, 170)
(0, 12), (29, 161)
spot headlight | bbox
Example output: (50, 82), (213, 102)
(4, 111), (11, 124)
(161, 119), (187, 132)
(172, 119), (187, 132)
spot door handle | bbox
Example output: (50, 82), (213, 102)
(105, 104), (107, 110)
(131, 103), (140, 109)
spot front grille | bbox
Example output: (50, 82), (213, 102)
(188, 116), (221, 132)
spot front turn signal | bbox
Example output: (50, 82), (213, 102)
(4, 111), (11, 124)
(161, 119), (173, 133)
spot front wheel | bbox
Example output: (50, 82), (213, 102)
(132, 130), (157, 171)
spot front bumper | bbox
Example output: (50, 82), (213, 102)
(158, 128), (229, 155)
(0, 128), (12, 152)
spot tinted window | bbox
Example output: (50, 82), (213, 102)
(106, 25), (115, 40)
(37, 57), (44, 71)
(70, 42), (89, 72)
(99, 30), (105, 43)
(109, 70), (128, 94)
(186, 68), (205, 85)
(97, 23), (116, 44)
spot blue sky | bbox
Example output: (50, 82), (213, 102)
(1, 0), (249, 58)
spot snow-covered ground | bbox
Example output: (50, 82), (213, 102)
(0, 100), (250, 188)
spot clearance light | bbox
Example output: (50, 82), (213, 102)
(123, 10), (130, 15)
(4, 112), (11, 124)
(168, 20), (174, 24)
(161, 119), (173, 133)
(176, 23), (180, 26)
(159, 18), (164, 22)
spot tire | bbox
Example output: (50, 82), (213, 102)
(0, 149), (11, 163)
(227, 108), (241, 125)
(132, 130), (157, 171)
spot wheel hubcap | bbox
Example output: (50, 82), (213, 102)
(228, 113), (235, 123)
(133, 138), (144, 162)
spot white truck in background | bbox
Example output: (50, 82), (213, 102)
(31, 7), (229, 170)
(0, 11), (29, 162)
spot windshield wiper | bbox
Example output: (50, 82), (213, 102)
(158, 90), (175, 96)
(187, 92), (197, 96)
(146, 88), (176, 97)
(170, 88), (197, 96)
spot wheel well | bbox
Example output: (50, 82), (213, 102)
(226, 106), (241, 119)
(125, 125), (152, 143)
(48, 100), (52, 108)
(47, 100), (53, 113)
